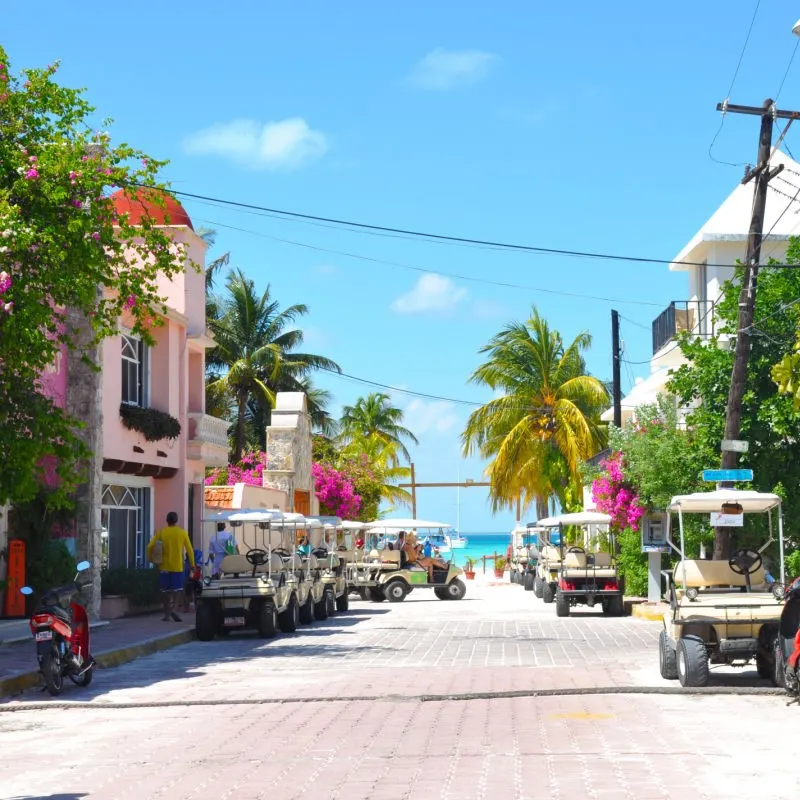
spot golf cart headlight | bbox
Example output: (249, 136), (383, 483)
(260, 575), (272, 585)
(686, 587), (699, 601)
(203, 576), (212, 587)
(772, 582), (786, 600)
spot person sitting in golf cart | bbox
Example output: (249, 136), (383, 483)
(409, 532), (448, 580)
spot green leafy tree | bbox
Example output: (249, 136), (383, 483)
(462, 307), (608, 517)
(0, 50), (188, 505)
(668, 246), (800, 557)
(206, 267), (340, 461)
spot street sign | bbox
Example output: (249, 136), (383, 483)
(702, 469), (753, 482)
(721, 439), (749, 453)
(710, 512), (744, 527)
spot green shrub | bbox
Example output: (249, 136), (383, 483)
(786, 550), (800, 580)
(101, 567), (161, 608)
(617, 527), (648, 597)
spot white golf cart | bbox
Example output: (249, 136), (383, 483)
(305, 516), (361, 614)
(509, 524), (542, 590)
(660, 489), (786, 687)
(537, 511), (622, 616)
(353, 519), (467, 602)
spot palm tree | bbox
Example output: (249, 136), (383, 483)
(338, 393), (419, 465)
(206, 267), (341, 461)
(461, 307), (608, 518)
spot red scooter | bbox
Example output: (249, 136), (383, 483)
(20, 560), (96, 696)
(776, 577), (800, 703)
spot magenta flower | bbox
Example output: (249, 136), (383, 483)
(24, 168), (39, 180)
(3, 302), (13, 313)
(0, 271), (10, 294)
(124, 295), (136, 309)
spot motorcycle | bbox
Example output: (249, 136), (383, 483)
(20, 560), (96, 697)
(774, 577), (800, 703)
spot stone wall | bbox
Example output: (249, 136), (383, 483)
(65, 309), (103, 618)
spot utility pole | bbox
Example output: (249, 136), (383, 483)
(410, 462), (417, 519)
(611, 309), (622, 428)
(715, 98), (797, 559)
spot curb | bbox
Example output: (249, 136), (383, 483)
(0, 620), (110, 647)
(0, 627), (196, 700)
(630, 602), (668, 622)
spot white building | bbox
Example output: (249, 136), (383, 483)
(604, 150), (800, 425)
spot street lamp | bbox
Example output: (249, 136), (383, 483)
(793, 18), (800, 37)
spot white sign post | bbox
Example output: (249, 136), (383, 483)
(641, 514), (669, 602)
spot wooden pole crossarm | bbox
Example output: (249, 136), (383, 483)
(397, 481), (492, 488)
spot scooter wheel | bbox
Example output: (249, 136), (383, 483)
(41, 648), (64, 696)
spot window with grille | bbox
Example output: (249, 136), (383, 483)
(121, 333), (148, 407)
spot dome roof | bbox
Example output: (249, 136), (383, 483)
(111, 189), (194, 230)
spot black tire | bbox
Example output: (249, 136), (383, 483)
(336, 591), (350, 612)
(542, 581), (555, 604)
(384, 579), (408, 603)
(659, 630), (679, 680)
(446, 579), (466, 600)
(510, 569), (518, 584)
(676, 635), (709, 687)
(69, 661), (93, 688)
(195, 601), (216, 642)
(300, 594), (315, 624)
(605, 594), (624, 617)
(367, 586), (385, 603)
(434, 587), (449, 600)
(325, 588), (336, 617)
(555, 592), (570, 618)
(772, 637), (786, 688)
(534, 575), (544, 598)
(41, 648), (64, 697)
(756, 649), (771, 680)
(257, 602), (277, 639)
(313, 592), (328, 621)
(278, 594), (298, 633)
(523, 573), (534, 592)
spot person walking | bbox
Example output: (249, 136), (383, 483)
(147, 511), (195, 622)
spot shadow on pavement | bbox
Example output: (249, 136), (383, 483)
(8, 795), (87, 800)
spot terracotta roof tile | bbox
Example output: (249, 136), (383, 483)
(204, 486), (234, 508)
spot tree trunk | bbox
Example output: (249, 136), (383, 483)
(713, 529), (732, 561)
(233, 391), (248, 463)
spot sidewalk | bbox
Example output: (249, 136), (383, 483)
(0, 611), (195, 697)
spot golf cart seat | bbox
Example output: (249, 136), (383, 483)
(674, 559), (766, 589)
(540, 545), (561, 563)
(564, 551), (587, 568)
(220, 555), (252, 575)
(592, 552), (613, 567)
(380, 550), (401, 565)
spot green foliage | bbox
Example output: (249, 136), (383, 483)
(0, 49), (189, 506)
(668, 250), (800, 538)
(339, 393), (419, 466)
(338, 454), (384, 522)
(786, 550), (800, 581)
(119, 403), (181, 441)
(617, 527), (648, 597)
(101, 567), (160, 607)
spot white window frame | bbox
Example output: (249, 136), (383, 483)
(121, 332), (149, 407)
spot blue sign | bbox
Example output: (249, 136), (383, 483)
(702, 469), (753, 482)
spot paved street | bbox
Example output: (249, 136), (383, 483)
(1, 577), (797, 799)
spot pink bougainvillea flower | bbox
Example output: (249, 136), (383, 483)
(124, 295), (136, 309)
(24, 168), (39, 180)
(3, 302), (13, 313)
(91, 232), (101, 241)
(0, 271), (11, 293)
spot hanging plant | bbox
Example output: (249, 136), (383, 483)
(119, 403), (181, 442)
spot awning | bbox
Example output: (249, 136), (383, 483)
(668, 489), (781, 513)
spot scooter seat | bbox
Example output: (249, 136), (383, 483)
(41, 604), (72, 623)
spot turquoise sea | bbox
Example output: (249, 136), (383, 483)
(449, 533), (512, 568)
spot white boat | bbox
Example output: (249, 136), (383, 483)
(448, 532), (468, 549)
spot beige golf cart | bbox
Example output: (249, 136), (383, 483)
(537, 511), (621, 616)
(354, 519), (467, 602)
(659, 489), (786, 688)
(277, 512), (330, 623)
(305, 516), (365, 614)
(532, 525), (564, 603)
(508, 524), (542, 590)
(195, 509), (300, 640)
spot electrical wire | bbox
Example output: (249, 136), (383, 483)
(194, 217), (665, 308)
(776, 38), (800, 103)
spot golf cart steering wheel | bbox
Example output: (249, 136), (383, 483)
(246, 549), (268, 567)
(567, 546), (586, 554)
(728, 548), (763, 576)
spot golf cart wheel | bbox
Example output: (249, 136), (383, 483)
(658, 630), (678, 680)
(533, 576), (543, 598)
(756, 650), (771, 680)
(278, 594), (298, 633)
(446, 579), (466, 600)
(434, 587), (449, 600)
(676, 635), (709, 687)
(196, 601), (216, 642)
(772, 637), (786, 688)
(367, 587), (385, 603)
(542, 581), (555, 604)
(555, 591), (570, 618)
(336, 591), (350, 612)
(523, 573), (534, 592)
(605, 594), (624, 617)
(313, 592), (328, 621)
(257, 602), (277, 639)
(325, 588), (336, 616)
(300, 594), (315, 624)
(510, 569), (518, 584)
(384, 579), (408, 603)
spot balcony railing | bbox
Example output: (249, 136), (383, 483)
(187, 413), (230, 448)
(651, 300), (715, 355)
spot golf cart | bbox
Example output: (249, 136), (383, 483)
(354, 519), (467, 602)
(532, 525), (564, 603)
(509, 524), (542, 590)
(537, 511), (622, 617)
(305, 516), (360, 614)
(659, 489), (785, 688)
(195, 509), (300, 641)
(278, 513), (330, 624)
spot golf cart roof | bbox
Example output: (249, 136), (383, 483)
(202, 508), (277, 522)
(305, 515), (340, 530)
(341, 520), (368, 530)
(537, 511), (612, 527)
(365, 518), (451, 529)
(667, 489), (782, 513)
(225, 510), (323, 528)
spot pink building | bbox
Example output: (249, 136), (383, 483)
(94, 191), (229, 568)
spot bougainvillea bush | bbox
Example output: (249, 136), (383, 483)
(591, 452), (645, 532)
(311, 462), (361, 519)
(0, 48), (186, 505)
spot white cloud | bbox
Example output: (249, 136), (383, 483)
(183, 117), (327, 170)
(391, 274), (468, 314)
(402, 398), (459, 436)
(409, 48), (499, 90)
(313, 262), (340, 278)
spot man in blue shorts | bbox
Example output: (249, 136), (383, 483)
(147, 511), (195, 622)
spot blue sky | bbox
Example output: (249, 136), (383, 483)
(5, 2), (800, 532)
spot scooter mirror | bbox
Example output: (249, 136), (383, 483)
(76, 560), (91, 572)
(19, 586), (33, 595)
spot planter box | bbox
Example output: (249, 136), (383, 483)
(464, 571), (476, 580)
(493, 570), (505, 579)
(100, 596), (160, 619)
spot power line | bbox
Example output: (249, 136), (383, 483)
(195, 216), (665, 308)
(776, 38), (800, 103)
(137, 182), (796, 270)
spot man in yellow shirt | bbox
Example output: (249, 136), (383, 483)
(147, 511), (195, 622)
